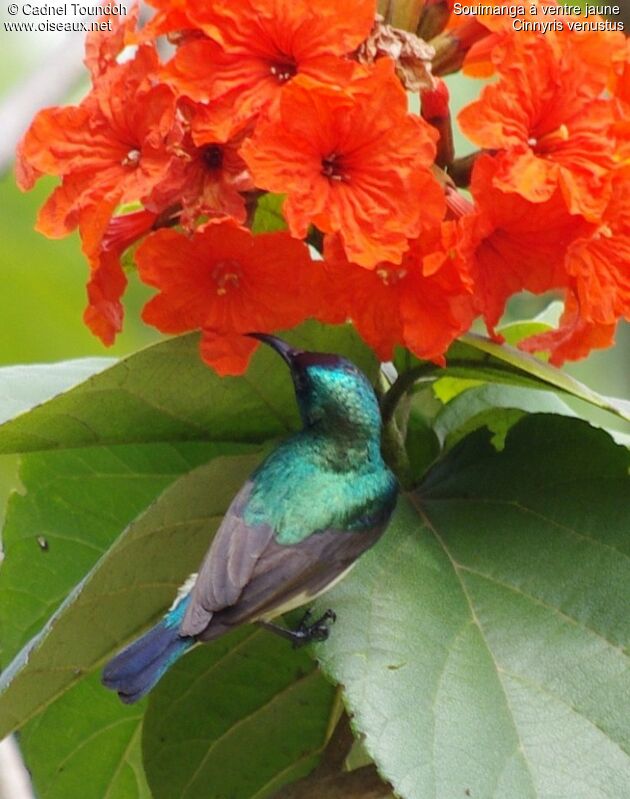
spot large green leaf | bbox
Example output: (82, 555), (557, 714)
(451, 334), (630, 424)
(315, 415), (630, 799)
(429, 308), (559, 407)
(0, 453), (261, 739)
(0, 442), (244, 668)
(143, 628), (336, 799)
(0, 322), (376, 454)
(19, 672), (151, 799)
(433, 383), (576, 450)
(0, 358), (115, 425)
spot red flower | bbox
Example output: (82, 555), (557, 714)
(467, 159), (629, 364)
(241, 59), (444, 268)
(464, 155), (591, 331)
(520, 295), (616, 367)
(161, 0), (374, 138)
(611, 39), (630, 105)
(135, 221), (321, 374)
(83, 209), (159, 345)
(610, 40), (630, 162)
(16, 46), (175, 240)
(446, 1), (625, 87)
(148, 103), (254, 228)
(319, 228), (473, 363)
(459, 36), (616, 220)
(141, 0), (196, 38)
(556, 168), (630, 341)
(84, 4), (139, 79)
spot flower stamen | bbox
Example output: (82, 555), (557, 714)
(529, 124), (570, 151)
(321, 153), (348, 182)
(213, 259), (242, 295)
(376, 268), (407, 286)
(121, 148), (140, 167)
(202, 145), (224, 170)
(269, 61), (296, 83)
(595, 224), (613, 239)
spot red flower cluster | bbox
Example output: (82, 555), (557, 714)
(15, 0), (630, 372)
(453, 18), (629, 364)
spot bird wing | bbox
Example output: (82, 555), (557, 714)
(179, 480), (389, 638)
(180, 480), (272, 635)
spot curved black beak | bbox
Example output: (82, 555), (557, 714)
(247, 333), (302, 366)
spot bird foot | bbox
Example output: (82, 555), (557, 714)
(291, 608), (337, 649)
(258, 608), (337, 649)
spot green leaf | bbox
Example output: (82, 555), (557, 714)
(609, 430), (630, 448)
(433, 384), (576, 450)
(315, 415), (630, 799)
(405, 408), (440, 475)
(451, 333), (630, 424)
(432, 376), (483, 404)
(252, 193), (287, 234)
(19, 672), (151, 799)
(0, 453), (261, 739)
(498, 306), (561, 347)
(0, 358), (116, 425)
(0, 322), (376, 454)
(431, 307), (560, 405)
(143, 628), (336, 799)
(0, 442), (243, 669)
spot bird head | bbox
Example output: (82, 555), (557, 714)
(249, 333), (382, 439)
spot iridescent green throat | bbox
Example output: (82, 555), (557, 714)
(243, 364), (397, 546)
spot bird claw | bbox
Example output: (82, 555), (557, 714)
(258, 608), (337, 648)
(291, 608), (337, 649)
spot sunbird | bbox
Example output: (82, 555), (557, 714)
(103, 334), (398, 703)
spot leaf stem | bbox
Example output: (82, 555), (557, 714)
(381, 362), (437, 425)
(380, 357), (558, 425)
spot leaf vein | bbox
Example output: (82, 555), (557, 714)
(409, 494), (538, 795)
(179, 669), (319, 799)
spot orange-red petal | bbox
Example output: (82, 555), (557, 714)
(520, 294), (617, 366)
(242, 60), (443, 268)
(135, 221), (321, 371)
(459, 36), (617, 220)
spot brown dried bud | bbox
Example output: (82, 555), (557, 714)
(357, 17), (435, 93)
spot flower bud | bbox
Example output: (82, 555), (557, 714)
(378, 0), (426, 32)
(420, 79), (454, 167)
(430, 18), (486, 76)
(417, 0), (450, 39)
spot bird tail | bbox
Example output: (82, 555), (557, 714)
(102, 596), (195, 704)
